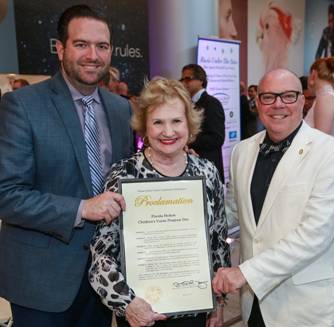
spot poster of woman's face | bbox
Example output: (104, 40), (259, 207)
(248, 0), (305, 85)
(219, 0), (237, 39)
(218, 0), (248, 87)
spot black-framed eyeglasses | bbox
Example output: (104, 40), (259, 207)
(179, 76), (196, 83)
(258, 91), (301, 105)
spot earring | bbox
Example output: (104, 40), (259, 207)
(143, 136), (149, 147)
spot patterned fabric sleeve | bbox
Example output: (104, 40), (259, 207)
(89, 160), (135, 317)
(208, 165), (231, 272)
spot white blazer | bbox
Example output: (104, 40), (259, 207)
(226, 122), (334, 326)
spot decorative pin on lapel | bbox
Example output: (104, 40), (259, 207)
(299, 149), (303, 155)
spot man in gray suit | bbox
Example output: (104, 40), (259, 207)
(0, 5), (133, 326)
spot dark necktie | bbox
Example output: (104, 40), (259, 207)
(259, 139), (291, 156)
(81, 95), (104, 195)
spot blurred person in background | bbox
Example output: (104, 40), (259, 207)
(12, 78), (30, 91)
(117, 81), (130, 99)
(248, 84), (258, 110)
(299, 75), (315, 118)
(315, 4), (334, 59)
(240, 81), (249, 140)
(305, 57), (334, 136)
(108, 66), (120, 93)
(180, 64), (225, 183)
(99, 70), (110, 90)
(248, 84), (263, 133)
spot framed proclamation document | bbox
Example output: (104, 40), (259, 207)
(119, 176), (214, 316)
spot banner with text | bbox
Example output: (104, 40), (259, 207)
(197, 37), (240, 182)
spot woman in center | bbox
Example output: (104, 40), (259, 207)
(89, 78), (230, 327)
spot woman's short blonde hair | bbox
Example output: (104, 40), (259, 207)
(311, 57), (334, 85)
(132, 78), (203, 144)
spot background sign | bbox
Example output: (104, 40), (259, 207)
(247, 0), (305, 84)
(304, 0), (334, 73)
(197, 37), (240, 182)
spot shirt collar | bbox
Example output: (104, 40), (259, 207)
(192, 88), (205, 103)
(61, 71), (101, 104)
(259, 122), (302, 156)
(264, 122), (302, 146)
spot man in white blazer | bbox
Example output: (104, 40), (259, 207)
(213, 69), (334, 326)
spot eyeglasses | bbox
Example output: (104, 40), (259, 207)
(258, 91), (301, 105)
(179, 76), (196, 83)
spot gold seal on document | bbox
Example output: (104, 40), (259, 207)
(145, 286), (162, 304)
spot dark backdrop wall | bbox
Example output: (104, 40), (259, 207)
(13, 0), (148, 94)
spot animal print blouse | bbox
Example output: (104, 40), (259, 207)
(89, 152), (230, 316)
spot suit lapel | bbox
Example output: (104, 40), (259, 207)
(195, 91), (207, 107)
(243, 132), (266, 231)
(50, 73), (92, 195)
(257, 123), (312, 228)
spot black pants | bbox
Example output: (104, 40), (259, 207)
(248, 296), (266, 327)
(116, 313), (207, 327)
(11, 262), (111, 327)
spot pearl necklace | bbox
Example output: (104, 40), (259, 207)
(146, 147), (188, 175)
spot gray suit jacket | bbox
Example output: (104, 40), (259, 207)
(0, 72), (133, 312)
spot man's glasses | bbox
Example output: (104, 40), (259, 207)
(179, 76), (196, 83)
(258, 91), (301, 105)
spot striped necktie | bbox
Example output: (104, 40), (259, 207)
(81, 95), (104, 195)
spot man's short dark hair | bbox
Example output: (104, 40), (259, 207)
(248, 84), (258, 92)
(57, 4), (111, 45)
(13, 79), (30, 87)
(299, 76), (308, 91)
(329, 4), (334, 16)
(182, 64), (208, 88)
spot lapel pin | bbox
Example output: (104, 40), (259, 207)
(299, 149), (303, 155)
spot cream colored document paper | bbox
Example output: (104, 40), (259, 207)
(120, 177), (214, 315)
